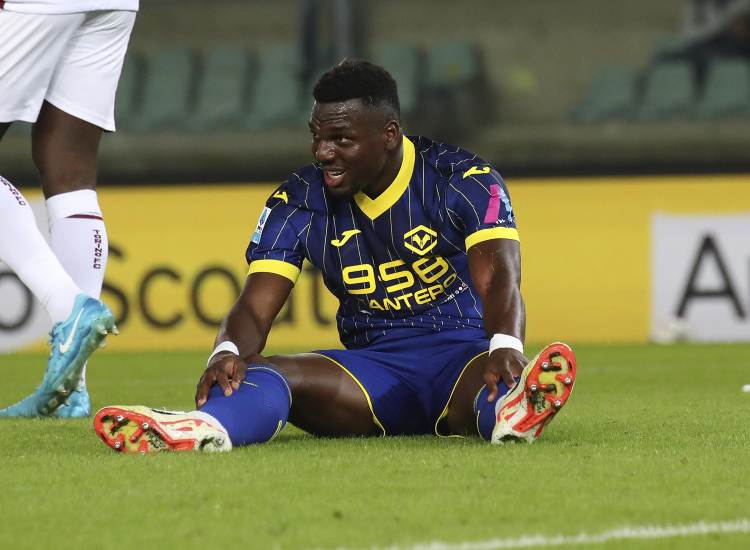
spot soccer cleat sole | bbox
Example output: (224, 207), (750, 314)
(491, 342), (577, 445)
(93, 407), (227, 454)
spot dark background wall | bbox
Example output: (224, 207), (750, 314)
(4, 0), (748, 184)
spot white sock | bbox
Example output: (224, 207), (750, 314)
(191, 411), (228, 433)
(0, 176), (81, 323)
(46, 189), (107, 299)
(47, 189), (109, 386)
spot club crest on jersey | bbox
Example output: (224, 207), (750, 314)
(403, 225), (437, 256)
(251, 207), (271, 244)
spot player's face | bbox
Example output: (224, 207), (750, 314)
(309, 99), (400, 199)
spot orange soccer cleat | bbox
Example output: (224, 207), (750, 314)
(491, 342), (577, 445)
(93, 406), (232, 453)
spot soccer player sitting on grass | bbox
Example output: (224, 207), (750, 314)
(93, 60), (577, 453)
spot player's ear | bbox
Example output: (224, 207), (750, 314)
(383, 119), (401, 151)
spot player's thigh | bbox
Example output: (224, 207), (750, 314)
(266, 353), (380, 437)
(32, 12), (135, 196)
(44, 10), (135, 133)
(0, 12), (82, 126)
(441, 353), (490, 436)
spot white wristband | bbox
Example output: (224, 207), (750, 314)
(489, 333), (524, 355)
(207, 341), (240, 366)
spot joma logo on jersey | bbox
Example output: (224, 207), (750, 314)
(403, 225), (437, 256)
(463, 166), (491, 179)
(272, 190), (289, 204)
(331, 229), (361, 247)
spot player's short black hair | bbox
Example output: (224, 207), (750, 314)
(313, 59), (401, 118)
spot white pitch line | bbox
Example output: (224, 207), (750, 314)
(351, 519), (750, 550)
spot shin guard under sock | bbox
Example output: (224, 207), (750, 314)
(199, 366), (291, 446)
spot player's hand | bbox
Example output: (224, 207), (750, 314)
(483, 348), (528, 402)
(195, 352), (247, 408)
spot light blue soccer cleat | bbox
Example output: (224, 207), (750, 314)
(51, 381), (91, 418)
(0, 295), (116, 418)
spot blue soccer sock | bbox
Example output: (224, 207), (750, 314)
(199, 366), (291, 446)
(473, 382), (512, 441)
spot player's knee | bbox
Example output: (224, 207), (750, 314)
(32, 135), (98, 196)
(33, 159), (97, 196)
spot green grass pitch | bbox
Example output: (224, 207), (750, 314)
(1, 343), (749, 549)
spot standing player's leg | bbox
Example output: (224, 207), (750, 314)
(0, 11), (82, 320)
(0, 122), (113, 419)
(93, 354), (379, 453)
(0, 176), (83, 323)
(32, 103), (109, 417)
(441, 343), (577, 444)
(30, 10), (136, 416)
(0, 174), (115, 417)
(0, 11), (122, 417)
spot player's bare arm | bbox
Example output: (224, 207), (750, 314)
(195, 272), (292, 407)
(467, 238), (527, 400)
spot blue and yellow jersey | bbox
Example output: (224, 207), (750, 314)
(246, 135), (519, 349)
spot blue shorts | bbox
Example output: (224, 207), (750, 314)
(315, 328), (488, 436)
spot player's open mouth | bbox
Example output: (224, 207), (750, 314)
(323, 168), (346, 187)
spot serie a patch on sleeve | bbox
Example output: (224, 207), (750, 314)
(251, 207), (271, 244)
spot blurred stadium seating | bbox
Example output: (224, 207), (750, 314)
(569, 65), (638, 122)
(372, 42), (422, 120)
(131, 47), (196, 131)
(191, 45), (252, 131)
(3, 0), (750, 183)
(638, 61), (696, 120)
(696, 58), (750, 118)
(109, 39), (483, 134)
(244, 45), (304, 130)
(575, 52), (750, 122)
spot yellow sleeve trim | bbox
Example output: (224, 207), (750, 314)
(465, 227), (520, 250)
(247, 259), (301, 284)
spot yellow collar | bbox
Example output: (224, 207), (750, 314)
(354, 136), (415, 220)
